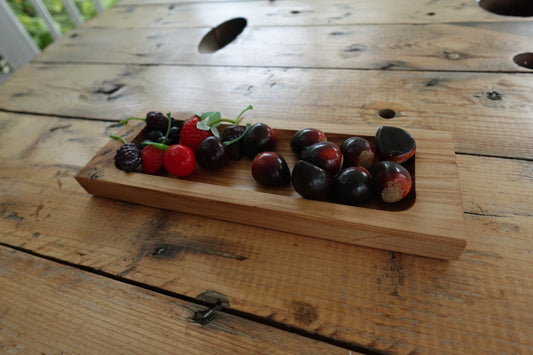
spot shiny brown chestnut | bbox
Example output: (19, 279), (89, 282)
(341, 136), (376, 170)
(243, 122), (276, 159)
(300, 141), (343, 176)
(251, 151), (291, 186)
(374, 126), (416, 163)
(371, 161), (412, 203)
(331, 166), (372, 206)
(292, 160), (333, 200)
(290, 128), (327, 156)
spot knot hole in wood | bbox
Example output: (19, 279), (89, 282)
(198, 18), (247, 54)
(478, 0), (533, 17)
(513, 53), (533, 70)
(378, 108), (396, 119)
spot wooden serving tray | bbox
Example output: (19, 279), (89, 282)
(76, 118), (467, 259)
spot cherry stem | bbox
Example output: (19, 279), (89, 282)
(109, 135), (128, 145)
(206, 105), (254, 127)
(234, 105), (253, 125)
(161, 112), (172, 145)
(141, 141), (168, 150)
(222, 123), (251, 146)
(120, 117), (145, 125)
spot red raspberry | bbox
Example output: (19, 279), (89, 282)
(141, 145), (165, 174)
(179, 115), (212, 152)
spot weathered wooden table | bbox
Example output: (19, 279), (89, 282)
(1, 0), (532, 353)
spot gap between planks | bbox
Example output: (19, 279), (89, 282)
(27, 60), (533, 75)
(1, 109), (530, 164)
(0, 241), (384, 355)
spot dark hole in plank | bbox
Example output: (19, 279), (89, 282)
(198, 18), (247, 54)
(478, 0), (533, 17)
(513, 52), (533, 69)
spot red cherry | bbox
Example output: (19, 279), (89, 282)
(163, 144), (196, 177)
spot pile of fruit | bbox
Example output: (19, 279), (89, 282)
(112, 106), (416, 205)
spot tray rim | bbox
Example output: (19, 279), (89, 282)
(75, 118), (467, 260)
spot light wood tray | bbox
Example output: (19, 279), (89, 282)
(76, 119), (466, 259)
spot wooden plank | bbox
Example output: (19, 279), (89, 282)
(0, 246), (353, 354)
(0, 160), (531, 354)
(75, 119), (466, 260)
(0, 113), (532, 353)
(113, 0), (532, 24)
(0, 63), (531, 160)
(39, 22), (533, 72)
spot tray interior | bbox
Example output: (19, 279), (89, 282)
(76, 118), (466, 260)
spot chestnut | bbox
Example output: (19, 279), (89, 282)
(341, 136), (376, 170)
(300, 141), (343, 176)
(290, 128), (327, 156)
(251, 151), (291, 186)
(331, 166), (372, 205)
(292, 160), (333, 200)
(243, 123), (276, 159)
(374, 126), (416, 163)
(371, 161), (412, 203)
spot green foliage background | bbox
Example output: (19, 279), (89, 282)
(7, 0), (118, 50)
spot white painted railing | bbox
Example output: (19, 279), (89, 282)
(0, 0), (104, 83)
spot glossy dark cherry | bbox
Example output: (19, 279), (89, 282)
(291, 160), (333, 200)
(251, 152), (291, 186)
(341, 137), (376, 170)
(243, 123), (276, 159)
(195, 136), (229, 170)
(300, 141), (343, 176)
(371, 161), (412, 203)
(290, 128), (327, 156)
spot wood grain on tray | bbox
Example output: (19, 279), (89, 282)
(76, 118), (466, 259)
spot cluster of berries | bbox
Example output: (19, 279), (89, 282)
(112, 106), (416, 206)
(112, 105), (277, 178)
(112, 111), (193, 177)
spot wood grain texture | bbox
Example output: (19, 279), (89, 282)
(0, 246), (353, 355)
(1, 64), (531, 159)
(0, 0), (531, 352)
(38, 22), (533, 72)
(113, 0), (532, 24)
(0, 113), (531, 353)
(75, 119), (466, 259)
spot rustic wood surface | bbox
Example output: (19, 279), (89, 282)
(0, 0), (532, 354)
(0, 245), (352, 354)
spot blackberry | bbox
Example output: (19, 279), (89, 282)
(146, 111), (180, 131)
(114, 143), (142, 172)
(221, 125), (245, 160)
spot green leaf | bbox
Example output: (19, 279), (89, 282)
(207, 112), (221, 124)
(210, 126), (220, 138)
(200, 111), (216, 120)
(196, 119), (210, 131)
